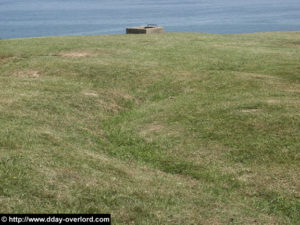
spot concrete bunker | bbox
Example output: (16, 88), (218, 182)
(126, 25), (164, 34)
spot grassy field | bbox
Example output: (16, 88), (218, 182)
(0, 32), (299, 224)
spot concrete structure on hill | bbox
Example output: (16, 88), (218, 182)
(126, 25), (164, 34)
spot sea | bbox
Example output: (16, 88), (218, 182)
(1, 0), (300, 39)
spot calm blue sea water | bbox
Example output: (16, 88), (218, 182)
(1, 0), (300, 39)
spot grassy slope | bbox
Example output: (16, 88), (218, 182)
(0, 32), (299, 224)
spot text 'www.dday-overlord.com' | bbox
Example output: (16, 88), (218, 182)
(1, 214), (111, 224)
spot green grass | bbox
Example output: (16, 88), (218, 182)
(0, 32), (300, 224)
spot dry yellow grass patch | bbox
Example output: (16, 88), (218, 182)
(244, 166), (300, 196)
(82, 91), (99, 97)
(266, 99), (281, 104)
(0, 97), (15, 104)
(138, 121), (182, 143)
(140, 123), (165, 136)
(240, 109), (261, 113)
(173, 70), (194, 82)
(200, 218), (222, 225)
(98, 98), (122, 113)
(14, 70), (40, 78)
(287, 43), (300, 49)
(0, 196), (25, 212)
(236, 72), (279, 80)
(139, 123), (166, 142)
(265, 98), (300, 105)
(59, 51), (98, 58)
(108, 88), (134, 101)
(80, 149), (109, 162)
